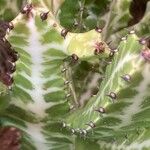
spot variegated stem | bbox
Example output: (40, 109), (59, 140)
(1, 3), (111, 149)
(65, 33), (150, 132)
(0, 1), (149, 149)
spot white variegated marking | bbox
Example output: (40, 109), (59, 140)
(43, 75), (62, 82)
(26, 123), (49, 150)
(18, 15), (59, 150)
(85, 53), (143, 131)
(42, 42), (67, 53)
(125, 139), (150, 150)
(43, 87), (63, 94)
(118, 63), (150, 127)
(100, 138), (150, 150)
(25, 17), (51, 117)
(87, 53), (137, 115)
(80, 73), (100, 107)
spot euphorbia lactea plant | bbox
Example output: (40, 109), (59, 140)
(0, 0), (150, 149)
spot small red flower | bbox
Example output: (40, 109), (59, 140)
(94, 42), (105, 55)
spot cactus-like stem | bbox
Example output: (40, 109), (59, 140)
(0, 2), (112, 148)
(0, 0), (150, 149)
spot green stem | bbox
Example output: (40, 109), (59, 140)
(102, 0), (116, 40)
(64, 62), (79, 107)
(78, 0), (85, 32)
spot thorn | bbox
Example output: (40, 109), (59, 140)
(75, 128), (80, 133)
(86, 121), (96, 128)
(121, 36), (127, 41)
(95, 107), (106, 113)
(64, 80), (70, 85)
(62, 122), (66, 128)
(21, 3), (32, 14)
(124, 28), (135, 34)
(80, 7), (84, 12)
(61, 29), (68, 39)
(66, 93), (71, 98)
(129, 30), (135, 34)
(71, 54), (79, 62)
(106, 41), (112, 46)
(111, 48), (118, 53)
(79, 129), (87, 138)
(75, 128), (83, 135)
(73, 20), (79, 27)
(109, 48), (118, 57)
(95, 27), (103, 33)
(79, 129), (83, 135)
(40, 11), (49, 21)
(109, 51), (115, 57)
(6, 61), (16, 73)
(121, 74), (131, 82)
(69, 105), (75, 111)
(82, 129), (87, 136)
(61, 68), (67, 73)
(53, 23), (57, 27)
(8, 22), (14, 30)
(107, 92), (117, 100)
(71, 129), (75, 134)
